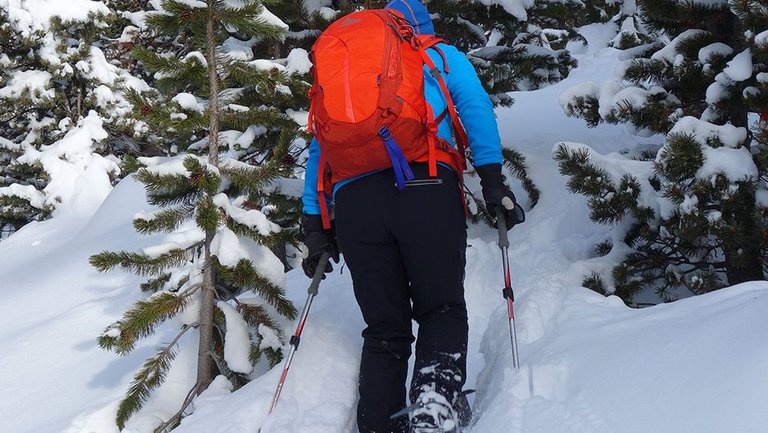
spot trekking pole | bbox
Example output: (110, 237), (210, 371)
(496, 208), (520, 370)
(268, 252), (330, 414)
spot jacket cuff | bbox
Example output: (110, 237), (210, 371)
(476, 163), (503, 187)
(301, 213), (327, 232)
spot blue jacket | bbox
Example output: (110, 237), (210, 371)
(302, 0), (502, 215)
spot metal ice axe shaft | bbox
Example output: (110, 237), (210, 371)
(496, 209), (520, 370)
(268, 252), (330, 414)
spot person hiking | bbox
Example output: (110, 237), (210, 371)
(301, 1), (524, 432)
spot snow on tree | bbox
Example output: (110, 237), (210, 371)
(89, 1), (302, 430)
(0, 1), (150, 237)
(557, 0), (768, 303)
(603, 0), (654, 49)
(262, 0), (336, 56)
(423, 0), (579, 104)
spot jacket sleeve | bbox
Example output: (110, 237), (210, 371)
(441, 44), (503, 167)
(302, 137), (322, 215)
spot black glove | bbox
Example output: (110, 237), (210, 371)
(301, 213), (340, 279)
(476, 163), (525, 231)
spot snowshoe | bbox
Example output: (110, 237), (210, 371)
(410, 391), (458, 433)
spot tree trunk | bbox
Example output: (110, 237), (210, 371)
(196, 230), (216, 392)
(707, 5), (763, 284)
(196, 0), (221, 394)
(723, 243), (764, 284)
(723, 188), (765, 285)
(206, 0), (220, 168)
(333, 0), (352, 9)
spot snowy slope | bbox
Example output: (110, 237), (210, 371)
(0, 178), (159, 433)
(1, 22), (767, 433)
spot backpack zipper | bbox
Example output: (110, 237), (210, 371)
(400, 178), (444, 187)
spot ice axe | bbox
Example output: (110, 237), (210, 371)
(495, 198), (521, 370)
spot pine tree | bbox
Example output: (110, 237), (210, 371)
(605, 0), (654, 49)
(558, 0), (768, 303)
(260, 0), (336, 56)
(0, 3), (145, 238)
(245, 0), (327, 265)
(0, 10), (77, 235)
(90, 1), (301, 430)
(0, 8), (50, 234)
(123, 0), (310, 262)
(425, 0), (589, 102)
(0, 136), (50, 238)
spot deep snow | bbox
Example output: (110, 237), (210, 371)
(1, 22), (768, 433)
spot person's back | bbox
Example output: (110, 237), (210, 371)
(301, 1), (524, 432)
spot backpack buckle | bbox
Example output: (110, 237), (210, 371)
(378, 126), (392, 140)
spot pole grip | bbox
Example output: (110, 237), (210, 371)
(496, 206), (510, 249)
(308, 252), (330, 296)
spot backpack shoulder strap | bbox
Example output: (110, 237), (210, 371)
(317, 152), (332, 230)
(415, 40), (469, 171)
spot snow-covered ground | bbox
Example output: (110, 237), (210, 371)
(2, 23), (768, 433)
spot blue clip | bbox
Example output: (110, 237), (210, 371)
(377, 126), (414, 191)
(378, 126), (391, 140)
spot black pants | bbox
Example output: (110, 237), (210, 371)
(334, 164), (468, 433)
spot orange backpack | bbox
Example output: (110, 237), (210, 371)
(308, 9), (469, 228)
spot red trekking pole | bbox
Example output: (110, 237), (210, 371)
(496, 208), (520, 370)
(268, 252), (330, 414)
